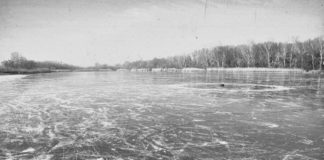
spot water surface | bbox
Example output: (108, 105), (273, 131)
(0, 72), (323, 159)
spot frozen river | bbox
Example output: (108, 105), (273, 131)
(0, 72), (323, 159)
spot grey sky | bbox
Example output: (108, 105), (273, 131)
(0, 0), (323, 66)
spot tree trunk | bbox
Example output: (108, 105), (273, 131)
(247, 57), (250, 68)
(264, 44), (271, 68)
(320, 51), (323, 71)
(311, 55), (315, 70)
(283, 47), (286, 68)
(289, 52), (293, 68)
(320, 40), (323, 71)
(267, 52), (270, 68)
(321, 51), (323, 71)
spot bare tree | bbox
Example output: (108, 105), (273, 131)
(319, 38), (323, 71)
(263, 42), (272, 68)
(292, 39), (302, 68)
(308, 40), (315, 70)
(281, 43), (289, 68)
(211, 48), (220, 67)
(240, 44), (253, 67)
(289, 44), (294, 68)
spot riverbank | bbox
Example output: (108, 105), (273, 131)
(0, 68), (115, 75)
(120, 67), (319, 74)
(0, 67), (52, 75)
(1, 67), (322, 75)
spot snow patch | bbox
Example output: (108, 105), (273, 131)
(0, 75), (27, 83)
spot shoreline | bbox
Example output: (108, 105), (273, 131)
(0, 68), (52, 75)
(1, 67), (322, 75)
(123, 67), (322, 74)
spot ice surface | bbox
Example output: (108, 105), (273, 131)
(0, 72), (323, 159)
(0, 75), (27, 83)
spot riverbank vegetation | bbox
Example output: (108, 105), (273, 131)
(0, 52), (79, 74)
(84, 63), (119, 71)
(1, 37), (323, 75)
(122, 37), (324, 71)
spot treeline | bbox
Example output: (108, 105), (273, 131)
(122, 37), (324, 71)
(1, 52), (79, 70)
(85, 63), (120, 71)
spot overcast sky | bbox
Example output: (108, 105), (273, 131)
(0, 0), (323, 66)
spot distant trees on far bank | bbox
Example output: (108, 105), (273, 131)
(2, 37), (323, 72)
(122, 37), (324, 71)
(1, 52), (79, 70)
(85, 63), (119, 71)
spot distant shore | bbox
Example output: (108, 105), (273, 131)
(1, 67), (322, 75)
(0, 68), (115, 75)
(124, 67), (322, 74)
(0, 68), (52, 75)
